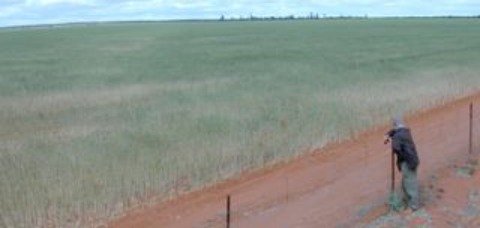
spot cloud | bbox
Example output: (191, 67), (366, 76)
(0, 0), (479, 27)
(26, 0), (96, 6)
(0, 6), (21, 18)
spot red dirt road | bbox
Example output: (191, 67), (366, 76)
(110, 93), (480, 228)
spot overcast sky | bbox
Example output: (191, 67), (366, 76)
(0, 0), (479, 27)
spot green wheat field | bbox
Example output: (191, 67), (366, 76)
(1, 18), (480, 226)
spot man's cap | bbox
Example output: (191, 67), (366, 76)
(392, 116), (406, 129)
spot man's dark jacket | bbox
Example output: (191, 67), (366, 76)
(387, 128), (420, 171)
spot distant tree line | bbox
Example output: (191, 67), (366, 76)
(219, 14), (480, 22)
(219, 13), (370, 21)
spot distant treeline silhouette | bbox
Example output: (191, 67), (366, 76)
(220, 13), (335, 21)
(219, 14), (480, 21)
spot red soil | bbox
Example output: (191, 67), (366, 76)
(110, 92), (480, 228)
(427, 157), (480, 227)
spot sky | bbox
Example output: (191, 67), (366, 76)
(0, 0), (479, 27)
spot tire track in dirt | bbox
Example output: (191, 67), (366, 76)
(110, 92), (480, 228)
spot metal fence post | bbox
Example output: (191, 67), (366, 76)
(226, 195), (231, 228)
(470, 102), (473, 154)
(391, 151), (395, 193)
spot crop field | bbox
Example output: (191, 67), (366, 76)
(1, 19), (480, 226)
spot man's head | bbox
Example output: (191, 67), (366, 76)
(392, 116), (406, 129)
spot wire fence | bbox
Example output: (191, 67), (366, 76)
(217, 98), (480, 228)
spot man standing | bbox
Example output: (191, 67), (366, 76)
(385, 117), (420, 211)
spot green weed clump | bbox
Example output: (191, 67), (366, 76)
(1, 19), (480, 226)
(388, 192), (405, 212)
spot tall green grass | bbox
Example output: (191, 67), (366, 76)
(1, 19), (480, 227)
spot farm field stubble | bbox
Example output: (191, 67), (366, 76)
(1, 19), (480, 226)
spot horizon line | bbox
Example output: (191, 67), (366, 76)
(1, 14), (479, 30)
